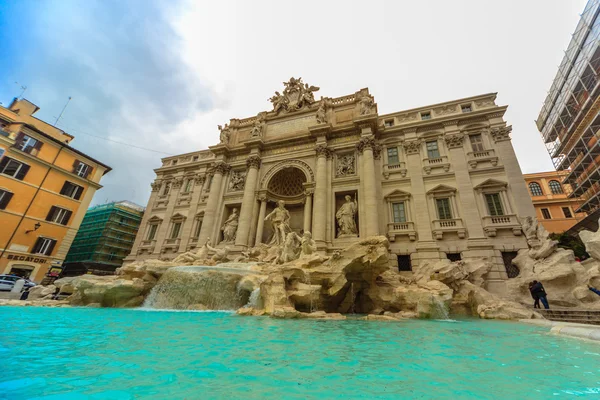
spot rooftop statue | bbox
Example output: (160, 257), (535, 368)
(269, 77), (319, 114)
(250, 114), (266, 138)
(218, 124), (231, 144)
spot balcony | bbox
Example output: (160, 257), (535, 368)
(382, 162), (407, 179)
(139, 239), (156, 250)
(467, 149), (499, 169)
(422, 156), (450, 175)
(387, 222), (416, 241)
(482, 214), (522, 237)
(432, 219), (466, 239)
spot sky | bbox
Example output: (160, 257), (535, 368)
(0, 0), (589, 207)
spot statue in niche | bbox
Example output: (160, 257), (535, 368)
(229, 171), (245, 191)
(336, 154), (355, 176)
(359, 95), (374, 115)
(250, 114), (266, 138)
(316, 101), (328, 124)
(221, 208), (239, 242)
(264, 200), (292, 246)
(218, 124), (231, 144)
(336, 194), (358, 237)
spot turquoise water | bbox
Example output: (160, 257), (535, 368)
(1, 307), (600, 399)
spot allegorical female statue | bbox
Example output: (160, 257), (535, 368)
(264, 200), (292, 246)
(221, 208), (239, 242)
(336, 195), (358, 237)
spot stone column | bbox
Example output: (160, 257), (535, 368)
(356, 137), (380, 237)
(403, 140), (433, 242)
(312, 145), (330, 244)
(255, 194), (268, 246)
(198, 162), (230, 244)
(490, 125), (536, 218)
(235, 156), (261, 247)
(444, 132), (485, 238)
(303, 189), (313, 233)
(178, 174), (207, 252)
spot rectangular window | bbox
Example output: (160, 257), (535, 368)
(447, 253), (462, 262)
(0, 148), (4, 158)
(469, 134), (485, 152)
(397, 255), (412, 271)
(46, 206), (72, 225)
(31, 237), (57, 256)
(0, 189), (13, 209)
(15, 134), (42, 155)
(541, 208), (552, 219)
(461, 104), (472, 113)
(170, 222), (182, 239)
(485, 193), (504, 216)
(421, 112), (431, 120)
(163, 182), (171, 196)
(392, 202), (407, 223)
(192, 156), (199, 161)
(436, 198), (452, 220)
(60, 181), (84, 200)
(73, 160), (92, 178)
(0, 157), (30, 180)
(194, 220), (203, 238)
(384, 119), (394, 127)
(147, 224), (158, 240)
(387, 147), (399, 164)
(426, 141), (440, 159)
(184, 179), (193, 193)
(562, 207), (573, 218)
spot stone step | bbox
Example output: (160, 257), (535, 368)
(536, 309), (600, 326)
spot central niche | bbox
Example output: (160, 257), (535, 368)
(267, 167), (307, 198)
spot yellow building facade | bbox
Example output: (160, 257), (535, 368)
(0, 99), (111, 282)
(523, 171), (586, 234)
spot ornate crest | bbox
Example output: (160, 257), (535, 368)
(269, 77), (319, 114)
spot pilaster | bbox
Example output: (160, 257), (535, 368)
(198, 162), (230, 244)
(235, 155), (262, 248)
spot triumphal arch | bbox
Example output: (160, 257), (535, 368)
(126, 78), (536, 291)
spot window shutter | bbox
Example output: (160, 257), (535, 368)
(84, 166), (92, 178)
(61, 210), (73, 225)
(0, 191), (13, 209)
(14, 132), (24, 147)
(60, 182), (69, 195)
(72, 159), (80, 173)
(46, 206), (57, 221)
(46, 240), (57, 256)
(0, 157), (9, 171)
(15, 163), (29, 180)
(74, 186), (83, 200)
(31, 237), (43, 254)
(33, 140), (43, 151)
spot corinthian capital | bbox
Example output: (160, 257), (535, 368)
(212, 162), (231, 175)
(246, 155), (262, 169)
(315, 144), (333, 158)
(355, 137), (378, 153)
(490, 125), (512, 142)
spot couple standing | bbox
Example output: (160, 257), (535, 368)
(529, 280), (550, 309)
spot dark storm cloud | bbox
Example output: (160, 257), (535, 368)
(0, 0), (214, 206)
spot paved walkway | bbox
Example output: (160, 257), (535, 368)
(520, 319), (600, 342)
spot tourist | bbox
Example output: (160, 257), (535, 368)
(531, 280), (550, 309)
(528, 282), (540, 309)
(589, 285), (600, 297)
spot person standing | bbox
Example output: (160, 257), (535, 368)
(528, 282), (540, 309)
(531, 280), (550, 309)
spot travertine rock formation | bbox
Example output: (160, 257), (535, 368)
(580, 218), (600, 261)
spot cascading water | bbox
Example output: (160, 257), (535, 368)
(143, 264), (261, 311)
(431, 295), (451, 320)
(245, 288), (262, 308)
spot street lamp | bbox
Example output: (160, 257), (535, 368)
(25, 222), (41, 234)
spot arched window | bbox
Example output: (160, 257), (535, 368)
(548, 180), (563, 194)
(529, 182), (543, 196)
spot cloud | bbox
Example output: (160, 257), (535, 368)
(0, 0), (216, 206)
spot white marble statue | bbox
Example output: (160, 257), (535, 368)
(218, 124), (231, 144)
(173, 238), (214, 264)
(299, 231), (317, 257)
(264, 200), (292, 246)
(336, 195), (358, 237)
(250, 115), (266, 138)
(359, 95), (374, 115)
(316, 101), (327, 124)
(222, 209), (239, 242)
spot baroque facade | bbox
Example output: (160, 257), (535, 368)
(126, 78), (536, 293)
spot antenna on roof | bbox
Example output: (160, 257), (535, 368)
(14, 82), (27, 98)
(54, 96), (72, 127)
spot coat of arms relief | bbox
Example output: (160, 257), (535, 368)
(268, 77), (320, 114)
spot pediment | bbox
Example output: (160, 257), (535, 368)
(171, 212), (187, 221)
(474, 179), (507, 190)
(427, 184), (456, 195)
(147, 215), (163, 223)
(384, 189), (412, 199)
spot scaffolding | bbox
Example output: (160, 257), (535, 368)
(64, 201), (145, 273)
(536, 0), (600, 218)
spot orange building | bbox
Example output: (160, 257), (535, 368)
(523, 171), (586, 234)
(0, 98), (111, 282)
